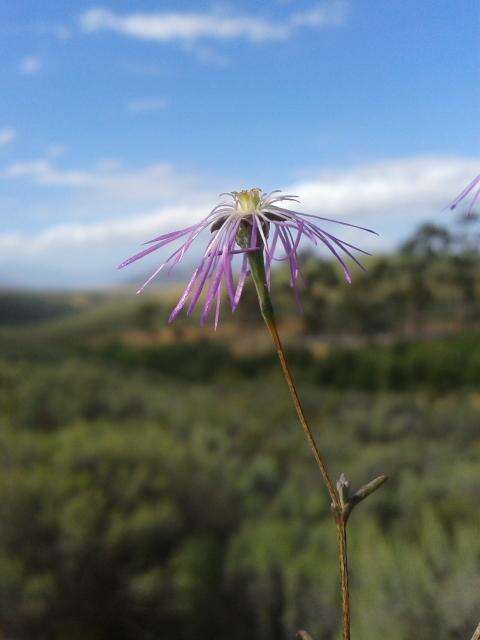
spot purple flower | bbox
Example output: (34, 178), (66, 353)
(450, 173), (480, 216)
(119, 188), (377, 328)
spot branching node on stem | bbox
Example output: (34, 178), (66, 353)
(334, 472), (389, 523)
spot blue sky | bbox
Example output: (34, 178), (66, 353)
(0, 0), (478, 288)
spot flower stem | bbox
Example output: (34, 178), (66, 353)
(247, 248), (339, 508)
(247, 248), (351, 639)
(337, 518), (351, 640)
(266, 317), (339, 509)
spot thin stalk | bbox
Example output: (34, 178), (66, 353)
(265, 318), (339, 509)
(337, 519), (351, 640)
(246, 246), (351, 640)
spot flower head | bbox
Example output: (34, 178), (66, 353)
(119, 188), (377, 327)
(450, 173), (480, 216)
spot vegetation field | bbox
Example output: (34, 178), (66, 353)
(1, 222), (479, 639)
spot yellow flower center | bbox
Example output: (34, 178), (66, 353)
(234, 188), (263, 213)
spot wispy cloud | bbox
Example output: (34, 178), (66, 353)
(291, 156), (479, 218)
(80, 2), (347, 44)
(290, 2), (347, 28)
(2, 158), (194, 203)
(127, 98), (168, 114)
(80, 7), (286, 42)
(0, 128), (16, 146)
(4, 160), (97, 187)
(0, 204), (198, 253)
(19, 56), (42, 75)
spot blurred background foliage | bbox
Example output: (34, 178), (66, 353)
(1, 220), (480, 639)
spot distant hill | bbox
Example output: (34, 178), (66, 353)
(0, 290), (110, 326)
(0, 288), (177, 356)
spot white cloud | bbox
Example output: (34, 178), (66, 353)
(80, 3), (346, 44)
(3, 160), (95, 187)
(0, 204), (199, 253)
(290, 1), (348, 28)
(290, 156), (479, 218)
(1, 158), (193, 203)
(80, 7), (286, 42)
(0, 128), (16, 146)
(127, 98), (168, 114)
(19, 56), (42, 75)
